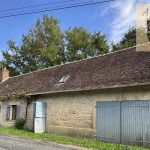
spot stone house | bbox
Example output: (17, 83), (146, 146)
(0, 43), (150, 139)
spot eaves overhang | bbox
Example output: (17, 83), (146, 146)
(26, 82), (150, 96)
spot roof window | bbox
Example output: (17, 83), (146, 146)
(59, 75), (69, 83)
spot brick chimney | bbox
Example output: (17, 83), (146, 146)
(0, 68), (9, 82)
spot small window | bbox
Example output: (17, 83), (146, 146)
(12, 105), (17, 120)
(59, 75), (69, 83)
(6, 105), (19, 120)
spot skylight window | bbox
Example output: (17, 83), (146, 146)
(59, 75), (69, 83)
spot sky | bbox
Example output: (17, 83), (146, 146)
(0, 0), (149, 60)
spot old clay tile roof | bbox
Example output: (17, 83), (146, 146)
(0, 43), (150, 96)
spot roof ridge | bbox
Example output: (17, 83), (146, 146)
(1, 42), (150, 95)
(8, 46), (136, 80)
(66, 45), (136, 63)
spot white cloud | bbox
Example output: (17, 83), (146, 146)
(107, 0), (150, 43)
(99, 6), (110, 17)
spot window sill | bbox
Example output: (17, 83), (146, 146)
(7, 120), (15, 123)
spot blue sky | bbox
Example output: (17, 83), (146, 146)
(0, 0), (149, 60)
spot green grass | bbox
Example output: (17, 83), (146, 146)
(0, 127), (149, 150)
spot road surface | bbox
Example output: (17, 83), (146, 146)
(0, 135), (89, 150)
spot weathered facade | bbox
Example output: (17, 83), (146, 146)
(1, 84), (150, 138)
(0, 44), (150, 140)
(0, 98), (26, 127)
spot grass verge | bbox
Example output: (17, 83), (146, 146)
(0, 127), (149, 150)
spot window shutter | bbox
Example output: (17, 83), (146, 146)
(6, 105), (11, 120)
(16, 105), (19, 119)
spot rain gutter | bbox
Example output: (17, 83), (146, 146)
(26, 82), (150, 96)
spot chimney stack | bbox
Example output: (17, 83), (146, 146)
(0, 68), (9, 82)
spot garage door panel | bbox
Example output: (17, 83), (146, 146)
(96, 100), (150, 147)
(96, 102), (120, 143)
(121, 100), (150, 146)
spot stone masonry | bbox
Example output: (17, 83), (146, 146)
(1, 85), (150, 138)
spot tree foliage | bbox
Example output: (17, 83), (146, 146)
(65, 27), (109, 61)
(2, 15), (65, 75)
(111, 26), (149, 52)
(111, 27), (136, 52)
(0, 60), (19, 77)
(2, 15), (110, 76)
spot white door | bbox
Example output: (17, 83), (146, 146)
(34, 118), (46, 133)
(33, 102), (47, 133)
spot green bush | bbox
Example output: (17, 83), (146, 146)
(15, 118), (25, 129)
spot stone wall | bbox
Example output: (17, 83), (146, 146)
(1, 85), (150, 138)
(24, 99), (36, 130)
(30, 85), (150, 138)
(36, 92), (95, 138)
(0, 99), (26, 127)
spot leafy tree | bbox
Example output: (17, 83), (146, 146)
(2, 15), (65, 75)
(90, 31), (109, 55)
(111, 26), (149, 52)
(65, 27), (109, 61)
(2, 15), (110, 76)
(0, 61), (3, 70)
(65, 27), (90, 61)
(111, 27), (136, 52)
(0, 60), (19, 76)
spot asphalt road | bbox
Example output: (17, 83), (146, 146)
(0, 135), (89, 150)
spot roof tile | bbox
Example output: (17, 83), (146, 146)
(1, 44), (150, 96)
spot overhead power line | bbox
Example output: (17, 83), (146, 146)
(2, 1), (93, 17)
(0, 0), (116, 19)
(0, 0), (76, 13)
